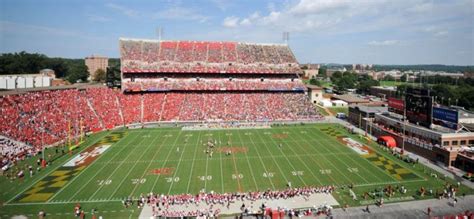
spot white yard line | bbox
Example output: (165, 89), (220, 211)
(185, 131), (203, 193)
(246, 131), (276, 190)
(66, 132), (142, 202)
(269, 128), (324, 186)
(217, 131), (225, 193)
(281, 130), (342, 185)
(91, 152), (356, 164)
(5, 199), (123, 206)
(167, 132), (190, 195)
(108, 131), (164, 199)
(127, 130), (172, 196)
(252, 128), (290, 183)
(298, 127), (370, 184)
(354, 179), (426, 187)
(204, 136), (210, 192)
(266, 129), (307, 186)
(309, 127), (392, 182)
(87, 133), (152, 200)
(6, 133), (110, 204)
(150, 131), (183, 192)
(235, 130), (259, 190)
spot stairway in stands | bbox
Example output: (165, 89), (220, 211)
(85, 98), (105, 129)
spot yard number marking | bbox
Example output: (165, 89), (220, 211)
(165, 177), (180, 183)
(292, 171), (304, 176)
(131, 178), (146, 184)
(263, 172), (274, 178)
(232, 174), (243, 179)
(198, 175), (212, 181)
(97, 180), (112, 186)
(347, 168), (359, 173)
(319, 169), (332, 175)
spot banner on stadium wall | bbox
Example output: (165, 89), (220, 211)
(433, 107), (458, 124)
(388, 98), (404, 111)
(432, 107), (458, 129)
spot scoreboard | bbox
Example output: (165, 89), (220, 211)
(405, 88), (433, 128)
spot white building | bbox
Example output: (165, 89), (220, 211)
(0, 72), (54, 90)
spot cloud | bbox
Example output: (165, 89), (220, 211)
(289, 0), (349, 15)
(219, 0), (472, 37)
(407, 2), (434, 13)
(220, 0), (389, 32)
(210, 0), (234, 11)
(367, 40), (400, 46)
(422, 26), (449, 37)
(222, 16), (240, 28)
(105, 3), (138, 18)
(85, 13), (111, 22)
(434, 31), (448, 37)
(153, 6), (209, 22)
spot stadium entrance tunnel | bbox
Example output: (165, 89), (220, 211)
(377, 136), (397, 148)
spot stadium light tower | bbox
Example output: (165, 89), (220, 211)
(156, 27), (163, 41)
(283, 32), (289, 45)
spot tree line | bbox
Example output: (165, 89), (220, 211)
(373, 64), (473, 73)
(0, 51), (120, 83)
(396, 76), (474, 110)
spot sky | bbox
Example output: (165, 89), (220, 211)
(0, 0), (473, 65)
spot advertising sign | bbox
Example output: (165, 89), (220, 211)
(388, 98), (404, 112)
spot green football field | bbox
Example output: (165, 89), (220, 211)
(1, 124), (472, 218)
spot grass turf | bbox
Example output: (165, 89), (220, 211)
(1, 124), (472, 218)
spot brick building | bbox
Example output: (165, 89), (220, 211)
(85, 55), (108, 81)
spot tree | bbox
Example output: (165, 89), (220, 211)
(309, 78), (321, 86)
(46, 58), (68, 78)
(66, 63), (89, 83)
(357, 79), (380, 94)
(335, 74), (356, 91)
(0, 51), (48, 74)
(93, 69), (106, 82)
(106, 65), (122, 86)
(318, 67), (327, 78)
(331, 71), (343, 82)
(383, 75), (395, 81)
(400, 74), (408, 82)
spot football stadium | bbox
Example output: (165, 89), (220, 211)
(1, 38), (473, 219)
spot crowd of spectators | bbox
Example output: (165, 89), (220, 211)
(128, 185), (334, 217)
(1, 137), (38, 174)
(0, 87), (321, 155)
(120, 40), (301, 74)
(123, 77), (305, 91)
(85, 88), (123, 129)
(0, 89), (101, 147)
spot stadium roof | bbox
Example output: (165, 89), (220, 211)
(119, 38), (301, 74)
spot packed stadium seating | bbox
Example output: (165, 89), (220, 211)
(120, 39), (301, 74)
(0, 88), (321, 149)
(122, 77), (305, 91)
